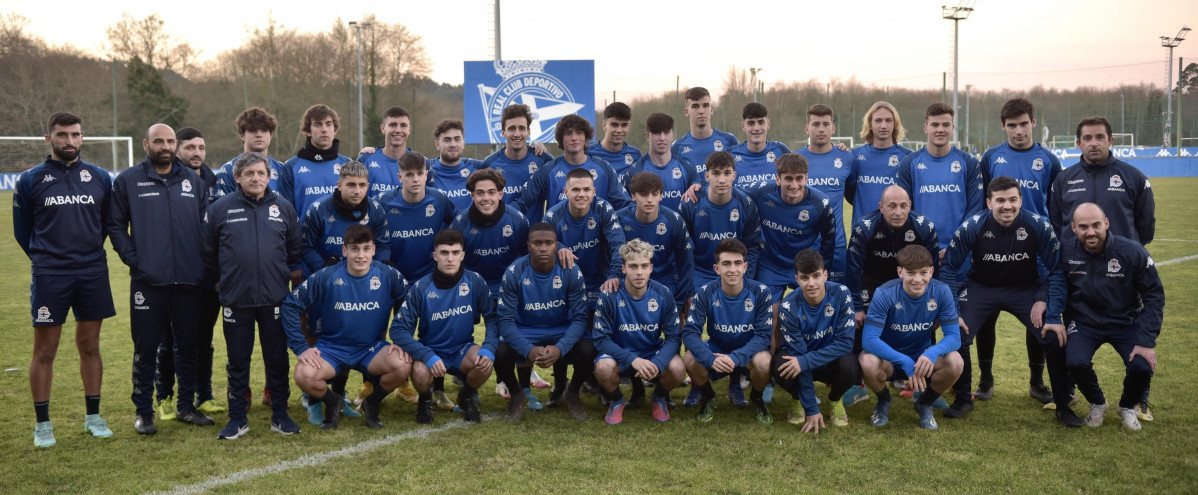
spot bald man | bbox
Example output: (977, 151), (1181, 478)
(1049, 203), (1163, 430)
(109, 123), (214, 434)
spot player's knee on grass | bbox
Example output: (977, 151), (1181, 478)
(593, 358), (620, 390)
(749, 350), (771, 376)
(660, 355), (686, 389)
(411, 362), (433, 392)
(934, 352), (965, 379)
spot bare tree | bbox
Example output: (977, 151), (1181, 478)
(103, 14), (197, 76)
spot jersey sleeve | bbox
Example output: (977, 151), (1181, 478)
(816, 197), (838, 277)
(555, 266), (589, 356)
(12, 172), (33, 256)
(389, 284), (437, 365)
(1134, 251), (1165, 347)
(1134, 174), (1156, 245)
(797, 287), (854, 372)
(940, 215), (978, 298)
(496, 265), (532, 358)
(1035, 217), (1065, 325)
(476, 277), (499, 360)
(671, 211), (695, 305)
(894, 154), (915, 200)
(964, 155), (985, 216)
(106, 174), (137, 268)
(369, 201), (391, 262)
(281, 273), (321, 356)
(592, 293), (635, 368)
(651, 294), (682, 372)
(514, 164), (548, 215)
(921, 284), (961, 363)
(300, 203), (327, 273)
(777, 302), (820, 415)
(601, 160), (632, 211)
(729, 286), (773, 367)
(601, 202), (627, 281)
(277, 161), (295, 210)
(861, 288), (916, 375)
(846, 218), (869, 311)
(742, 196), (763, 280)
(682, 287), (715, 368)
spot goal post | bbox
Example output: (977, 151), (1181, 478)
(0, 136), (134, 174)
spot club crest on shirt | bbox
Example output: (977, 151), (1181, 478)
(714, 141), (724, 152)
(587, 217), (597, 230)
(625, 154), (634, 165)
(824, 304), (835, 317)
(745, 298), (754, 312)
(425, 204), (436, 217)
(1108, 259), (1121, 273)
(861, 290), (870, 302)
(1016, 227), (1028, 241)
(618, 299), (625, 308)
(1032, 158), (1044, 171)
(656, 223), (667, 235)
(528, 162), (538, 174)
(134, 291), (145, 305)
(767, 151), (776, 163)
(503, 224), (513, 237)
(798, 210), (809, 222)
(589, 169), (599, 180)
(79, 169), (92, 182)
(460, 168), (470, 178)
(927, 299), (937, 312)
(1110, 175), (1123, 188)
(459, 283), (470, 296)
(834, 158), (843, 169)
(270, 168), (279, 180)
(889, 155), (900, 167)
(223, 307), (232, 318)
(359, 214), (370, 225)
(182, 179), (192, 192)
(904, 230), (915, 242)
(370, 276), (381, 290)
(333, 163), (341, 175)
(729, 209), (740, 222)
(648, 298), (658, 312)
(959, 288), (968, 301)
(553, 276), (562, 289)
(950, 161), (962, 173)
(672, 168), (682, 179)
(269, 205), (280, 218)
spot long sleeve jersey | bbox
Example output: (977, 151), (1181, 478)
(357, 147), (410, 200)
(679, 188), (763, 293)
(979, 142), (1062, 217)
(13, 156), (112, 275)
(895, 146), (985, 252)
(617, 205), (695, 307)
(1049, 156), (1154, 246)
(776, 281), (856, 415)
(388, 270), (498, 366)
(862, 278), (961, 376)
(682, 279), (773, 369)
(618, 155), (701, 212)
(671, 129), (739, 175)
(496, 256), (589, 358)
(1051, 234), (1164, 347)
(281, 261), (407, 355)
(300, 193), (391, 274)
(515, 155), (631, 219)
(481, 145), (554, 223)
(845, 210), (939, 311)
(729, 141), (792, 188)
(278, 143), (351, 220)
(846, 143), (913, 227)
(798, 146), (856, 279)
(426, 157), (487, 212)
(592, 280), (681, 372)
(451, 205), (530, 294)
(378, 187), (457, 282)
(544, 198), (626, 291)
(587, 142), (642, 177)
(107, 158), (208, 285)
(746, 183), (838, 287)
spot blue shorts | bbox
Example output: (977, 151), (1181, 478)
(30, 273), (116, 326)
(429, 342), (476, 377)
(317, 340), (389, 375)
(596, 348), (663, 373)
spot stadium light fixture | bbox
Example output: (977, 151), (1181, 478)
(943, 0), (975, 146)
(1161, 25), (1189, 147)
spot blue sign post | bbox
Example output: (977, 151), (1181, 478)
(464, 60), (595, 145)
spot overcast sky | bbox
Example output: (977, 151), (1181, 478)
(12, 0), (1198, 107)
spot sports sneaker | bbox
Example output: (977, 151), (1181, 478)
(563, 390), (587, 421)
(696, 398), (715, 423)
(727, 381), (748, 407)
(84, 414), (113, 438)
(176, 409), (216, 426)
(530, 369), (552, 389)
(496, 382), (511, 399)
(320, 391), (344, 430)
(432, 390), (456, 411)
(505, 388), (527, 423)
(1028, 383), (1053, 404)
(943, 398), (974, 419)
(218, 420), (249, 440)
(651, 395), (670, 422)
(763, 383), (775, 404)
(525, 388), (544, 410)
(915, 402), (938, 430)
(973, 382), (994, 401)
(459, 391), (482, 423)
(340, 398), (362, 418)
(753, 402), (773, 425)
(393, 384), (419, 404)
(605, 398), (626, 425)
(157, 395), (176, 421)
(197, 399), (226, 414)
(831, 400), (848, 427)
(1085, 402), (1108, 427)
(453, 392), (480, 413)
(134, 414), (157, 435)
(34, 421), (55, 447)
(870, 400), (891, 427)
(911, 390), (949, 410)
(842, 385), (869, 407)
(898, 381), (913, 399)
(271, 414), (300, 435)
(1056, 408), (1084, 428)
(355, 382), (373, 406)
(416, 395), (434, 424)
(683, 386), (702, 407)
(306, 395), (324, 426)
(1135, 402), (1154, 422)
(1043, 394), (1078, 410)
(787, 401), (805, 425)
(1117, 407), (1141, 431)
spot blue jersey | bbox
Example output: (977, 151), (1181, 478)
(379, 187), (457, 282)
(482, 146), (554, 222)
(300, 193), (391, 274)
(427, 157), (486, 212)
(678, 188), (763, 293)
(978, 142), (1061, 218)
(389, 270), (498, 365)
(862, 278), (961, 376)
(619, 155), (701, 213)
(895, 146), (984, 251)
(618, 206), (695, 307)
(593, 280), (681, 372)
(746, 184), (838, 288)
(281, 261), (406, 355)
(729, 141), (791, 188)
(214, 153), (284, 200)
(516, 155), (631, 221)
(671, 129), (739, 175)
(278, 149), (352, 220)
(496, 256), (588, 358)
(776, 282), (856, 415)
(357, 148), (410, 200)
(544, 198), (626, 291)
(847, 144), (912, 227)
(587, 142), (642, 177)
(845, 210), (939, 311)
(682, 280), (773, 369)
(451, 205), (530, 294)
(798, 146), (856, 280)
(13, 157), (113, 275)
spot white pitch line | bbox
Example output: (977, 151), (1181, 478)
(147, 417), (490, 495)
(1155, 238), (1198, 243)
(1158, 253), (1198, 266)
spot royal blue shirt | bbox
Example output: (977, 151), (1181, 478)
(389, 270), (498, 366)
(214, 154), (284, 200)
(357, 147), (411, 200)
(300, 193), (391, 274)
(516, 155), (631, 220)
(678, 188), (763, 293)
(776, 282), (856, 415)
(619, 155), (701, 213)
(378, 187), (457, 282)
(592, 280), (681, 372)
(862, 278), (961, 376)
(798, 146), (856, 280)
(587, 142), (642, 177)
(544, 198), (626, 291)
(496, 256), (589, 358)
(979, 142), (1062, 217)
(278, 149), (352, 220)
(682, 279), (773, 369)
(451, 205), (530, 294)
(846, 144), (912, 227)
(427, 157), (486, 212)
(746, 183), (838, 288)
(282, 261), (407, 356)
(729, 141), (791, 188)
(671, 129), (739, 175)
(618, 205), (695, 307)
(895, 146), (985, 251)
(482, 146), (555, 223)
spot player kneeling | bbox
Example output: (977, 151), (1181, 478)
(593, 240), (685, 425)
(773, 250), (860, 433)
(282, 225), (411, 430)
(682, 239), (773, 424)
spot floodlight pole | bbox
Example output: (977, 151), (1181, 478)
(943, 2), (974, 147)
(750, 67), (762, 102)
(494, 0), (502, 60)
(1161, 26), (1190, 147)
(350, 21), (369, 152)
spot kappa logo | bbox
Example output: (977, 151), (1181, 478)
(834, 157), (843, 168)
(860, 290), (870, 302)
(799, 210), (809, 222)
(134, 291), (145, 305)
(766, 151), (776, 163)
(1110, 175), (1123, 188)
(625, 154), (634, 165)
(553, 276), (562, 289)
(856, 154), (866, 161)
(470, 227), (480, 235)
(682, 146), (693, 154)
(951, 161), (962, 173)
(656, 223), (667, 235)
(745, 298), (754, 312)
(697, 210), (708, 217)
(80, 170), (92, 182)
(888, 155), (900, 167)
(182, 179), (192, 193)
(425, 204), (436, 217)
(874, 232), (886, 239)
(730, 209), (740, 222)
(390, 208), (400, 214)
(713, 300), (721, 307)
(459, 283), (470, 296)
(995, 157), (1008, 164)
(905, 230), (915, 242)
(298, 166), (310, 174)
(370, 161), (380, 168)
(648, 298), (659, 312)
(269, 205), (280, 218)
(333, 163), (342, 175)
(917, 163), (927, 170)
(41, 174), (55, 183)
(334, 278), (346, 286)
(428, 291), (438, 299)
(927, 298), (938, 312)
(714, 141), (724, 152)
(672, 167), (682, 179)
(327, 214), (336, 223)
(523, 278), (532, 286)
(370, 276), (381, 290)
(1032, 158), (1044, 170)
(618, 299), (625, 307)
(983, 231), (996, 239)
(36, 306), (52, 322)
(503, 224), (513, 237)
(894, 302), (903, 310)
(587, 217), (597, 230)
(1108, 258), (1121, 273)
(460, 168), (470, 178)
(1016, 227), (1028, 241)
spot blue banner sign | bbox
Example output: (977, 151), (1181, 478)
(464, 60), (595, 145)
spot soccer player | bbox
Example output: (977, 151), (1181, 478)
(545, 168), (626, 299)
(109, 123), (214, 433)
(619, 112), (701, 213)
(587, 102), (642, 176)
(154, 127), (226, 418)
(1051, 203), (1163, 431)
(495, 223), (591, 421)
(847, 101), (913, 228)
(282, 225), (411, 430)
(451, 168), (530, 295)
(202, 152), (303, 439)
(671, 86), (739, 174)
(773, 250), (859, 432)
(679, 151), (762, 294)
(357, 106), (413, 199)
(481, 104), (554, 222)
(747, 153), (838, 303)
(300, 161), (390, 274)
(618, 172), (694, 312)
(380, 152), (457, 283)
(796, 104), (855, 282)
(729, 102), (791, 188)
(593, 240), (686, 425)
(516, 114), (630, 220)
(427, 118), (487, 211)
(15, 112), (116, 447)
(215, 107), (284, 199)
(389, 228), (499, 424)
(859, 245), (964, 430)
(682, 239), (773, 424)
(939, 177), (1066, 419)
(279, 104), (353, 218)
(895, 102), (984, 261)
